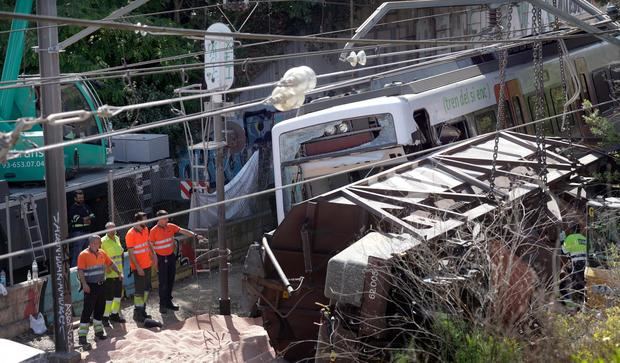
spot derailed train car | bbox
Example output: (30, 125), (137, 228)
(242, 131), (615, 361)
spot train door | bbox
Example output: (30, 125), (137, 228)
(501, 79), (531, 134)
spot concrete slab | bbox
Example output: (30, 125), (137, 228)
(0, 338), (45, 363)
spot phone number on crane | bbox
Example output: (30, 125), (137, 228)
(2, 160), (45, 168)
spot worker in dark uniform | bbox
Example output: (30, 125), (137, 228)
(77, 235), (122, 348)
(69, 190), (96, 267)
(561, 223), (588, 306)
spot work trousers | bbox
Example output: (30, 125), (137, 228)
(134, 267), (152, 297)
(104, 278), (123, 301)
(157, 253), (177, 306)
(80, 282), (106, 323)
(560, 259), (586, 303)
(570, 259), (586, 303)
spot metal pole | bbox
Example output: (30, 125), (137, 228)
(261, 237), (294, 295)
(5, 196), (13, 286)
(37, 0), (72, 354)
(214, 100), (230, 315)
(107, 170), (115, 222)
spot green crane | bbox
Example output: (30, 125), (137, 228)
(0, 0), (110, 182)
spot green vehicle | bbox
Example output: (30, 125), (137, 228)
(0, 0), (111, 182)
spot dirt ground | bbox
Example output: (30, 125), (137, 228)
(13, 263), (249, 358)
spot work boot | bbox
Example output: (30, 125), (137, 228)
(102, 317), (112, 328)
(166, 303), (180, 311)
(133, 307), (146, 323)
(159, 305), (167, 314)
(109, 313), (126, 323)
(143, 307), (152, 319)
(95, 331), (107, 340)
(78, 336), (92, 351)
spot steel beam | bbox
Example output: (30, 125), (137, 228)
(435, 156), (539, 182)
(527, 0), (620, 48)
(340, 0), (508, 60)
(350, 185), (490, 202)
(58, 0), (149, 50)
(340, 189), (424, 239)
(505, 131), (589, 149)
(432, 159), (509, 198)
(441, 155), (573, 171)
(350, 187), (468, 220)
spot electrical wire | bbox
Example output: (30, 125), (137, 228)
(1, 10), (613, 48)
(0, 97), (616, 262)
(0, 24), (611, 93)
(0, 42), (498, 140)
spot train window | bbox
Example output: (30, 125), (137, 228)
(579, 74), (592, 105)
(413, 109), (434, 148)
(474, 109), (496, 134)
(512, 96), (525, 125)
(592, 69), (612, 113)
(527, 95), (554, 135)
(550, 86), (575, 131)
(437, 121), (468, 144)
(61, 85), (100, 144)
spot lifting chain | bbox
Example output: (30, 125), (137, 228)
(532, 6), (548, 192)
(489, 4), (512, 199)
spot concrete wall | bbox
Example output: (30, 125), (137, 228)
(0, 279), (44, 338)
(204, 210), (277, 263)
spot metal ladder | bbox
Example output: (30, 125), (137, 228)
(20, 197), (48, 275)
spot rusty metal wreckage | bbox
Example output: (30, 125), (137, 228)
(241, 129), (618, 361)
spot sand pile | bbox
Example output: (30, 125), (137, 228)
(82, 314), (276, 362)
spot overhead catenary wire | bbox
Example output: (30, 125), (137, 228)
(0, 44), (487, 125)
(0, 7), (611, 91)
(0, 10), (616, 49)
(2, 42), (501, 150)
(0, 96), (617, 262)
(0, 23), (613, 93)
(0, 6), (505, 88)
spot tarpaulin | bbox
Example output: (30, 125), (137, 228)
(188, 151), (259, 229)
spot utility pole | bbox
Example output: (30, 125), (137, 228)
(37, 0), (74, 356)
(214, 99), (231, 315)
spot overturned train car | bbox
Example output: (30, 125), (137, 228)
(242, 131), (614, 361)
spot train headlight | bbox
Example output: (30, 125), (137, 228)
(325, 125), (336, 136)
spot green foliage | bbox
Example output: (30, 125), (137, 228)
(554, 306), (620, 362)
(0, 0), (328, 153)
(393, 315), (522, 363)
(582, 99), (620, 147)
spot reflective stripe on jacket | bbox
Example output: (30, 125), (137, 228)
(101, 234), (124, 279)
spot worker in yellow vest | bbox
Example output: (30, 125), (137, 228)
(101, 222), (126, 326)
(561, 223), (588, 305)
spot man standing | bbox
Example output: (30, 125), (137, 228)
(69, 190), (95, 267)
(561, 223), (588, 305)
(150, 210), (204, 313)
(126, 212), (157, 322)
(77, 235), (123, 347)
(101, 222), (126, 326)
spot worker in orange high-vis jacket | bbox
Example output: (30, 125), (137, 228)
(150, 210), (205, 314)
(126, 212), (158, 323)
(77, 235), (122, 348)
